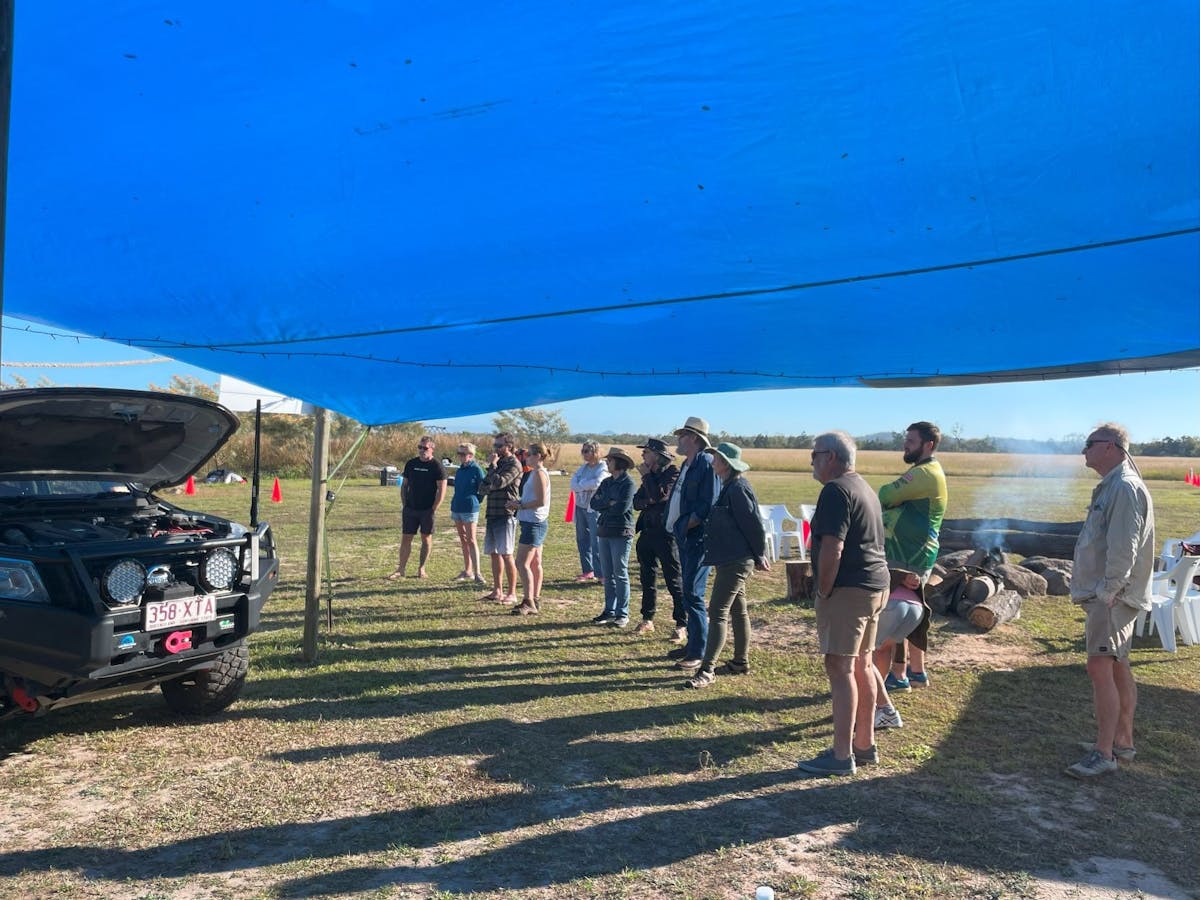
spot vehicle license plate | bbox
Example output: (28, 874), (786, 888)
(143, 594), (217, 631)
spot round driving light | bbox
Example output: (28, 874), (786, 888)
(103, 559), (146, 605)
(199, 548), (239, 593)
(146, 564), (173, 590)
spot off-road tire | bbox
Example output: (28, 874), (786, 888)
(160, 643), (249, 715)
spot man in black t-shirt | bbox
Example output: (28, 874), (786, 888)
(387, 435), (447, 580)
(798, 430), (889, 778)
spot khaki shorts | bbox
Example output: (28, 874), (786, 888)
(1083, 599), (1140, 658)
(816, 586), (886, 656)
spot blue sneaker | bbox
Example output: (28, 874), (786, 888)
(884, 672), (911, 693)
(906, 667), (930, 687)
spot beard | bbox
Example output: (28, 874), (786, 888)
(902, 447), (921, 465)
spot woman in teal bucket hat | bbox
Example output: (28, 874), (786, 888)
(684, 442), (770, 688)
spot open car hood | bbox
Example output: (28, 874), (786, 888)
(0, 388), (240, 490)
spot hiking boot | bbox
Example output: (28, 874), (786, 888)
(874, 706), (903, 729)
(798, 748), (855, 777)
(610, 617), (629, 629)
(715, 662), (749, 676)
(906, 667), (930, 687)
(672, 626), (688, 644)
(853, 744), (879, 766)
(633, 620), (655, 635)
(684, 669), (716, 689)
(884, 672), (912, 693)
(1077, 741), (1136, 761)
(666, 647), (689, 660)
(1066, 749), (1119, 779)
(591, 612), (616, 625)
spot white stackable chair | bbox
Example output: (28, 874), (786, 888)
(757, 504), (806, 561)
(1146, 554), (1200, 652)
(758, 506), (778, 562)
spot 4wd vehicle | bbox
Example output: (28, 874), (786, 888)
(0, 388), (279, 721)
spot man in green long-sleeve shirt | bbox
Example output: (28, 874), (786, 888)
(878, 422), (948, 689)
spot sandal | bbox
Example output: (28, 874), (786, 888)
(478, 592), (501, 602)
(685, 670), (716, 689)
(384, 570), (405, 581)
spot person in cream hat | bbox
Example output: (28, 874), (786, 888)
(665, 417), (719, 670)
(672, 416), (712, 449)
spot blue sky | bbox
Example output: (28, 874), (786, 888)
(3, 316), (1197, 441)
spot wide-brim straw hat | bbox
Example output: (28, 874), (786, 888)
(604, 446), (636, 467)
(705, 441), (750, 472)
(672, 416), (711, 447)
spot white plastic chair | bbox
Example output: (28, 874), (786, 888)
(759, 511), (777, 562)
(1146, 554), (1200, 652)
(757, 504), (805, 561)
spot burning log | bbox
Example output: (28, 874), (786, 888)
(927, 565), (1024, 630)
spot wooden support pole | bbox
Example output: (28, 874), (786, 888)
(302, 407), (330, 663)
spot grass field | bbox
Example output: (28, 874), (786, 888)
(1, 454), (1198, 899)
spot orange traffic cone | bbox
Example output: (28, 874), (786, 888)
(185, 476), (196, 496)
(271, 478), (282, 503)
(564, 490), (575, 523)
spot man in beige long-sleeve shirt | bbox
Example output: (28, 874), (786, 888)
(1066, 422), (1155, 780)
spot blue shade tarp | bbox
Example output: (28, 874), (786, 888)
(5, 2), (1198, 425)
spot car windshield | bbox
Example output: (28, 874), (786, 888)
(0, 478), (136, 499)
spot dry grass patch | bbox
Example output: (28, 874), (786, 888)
(1, 474), (1197, 899)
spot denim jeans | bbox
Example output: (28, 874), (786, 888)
(596, 535), (633, 619)
(574, 507), (601, 575)
(678, 529), (712, 659)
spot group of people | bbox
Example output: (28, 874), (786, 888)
(387, 415), (1157, 781)
(385, 433), (549, 615)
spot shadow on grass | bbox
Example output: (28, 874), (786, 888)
(3, 665), (1197, 895)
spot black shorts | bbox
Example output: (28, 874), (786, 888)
(402, 508), (435, 535)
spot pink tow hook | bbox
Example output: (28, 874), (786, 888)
(163, 630), (194, 654)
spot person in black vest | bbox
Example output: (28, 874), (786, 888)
(631, 438), (686, 637)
